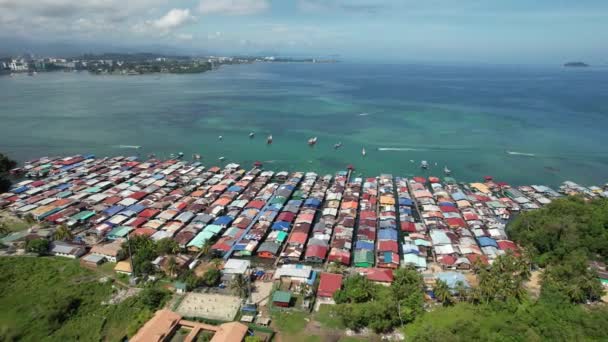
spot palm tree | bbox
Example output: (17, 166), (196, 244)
(455, 281), (468, 302)
(210, 258), (223, 270)
(167, 256), (177, 278)
(201, 239), (213, 257)
(433, 279), (453, 306)
(0, 222), (9, 236)
(230, 274), (249, 298)
(53, 225), (73, 241)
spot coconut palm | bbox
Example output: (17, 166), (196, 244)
(433, 279), (453, 306)
(53, 225), (73, 241)
(167, 256), (177, 278)
(455, 281), (468, 302)
(230, 274), (250, 298)
(0, 222), (9, 236)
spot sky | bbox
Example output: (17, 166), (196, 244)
(0, 0), (607, 63)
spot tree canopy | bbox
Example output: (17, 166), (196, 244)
(0, 153), (17, 192)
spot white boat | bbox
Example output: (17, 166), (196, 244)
(334, 142), (342, 149)
(308, 137), (317, 146)
(218, 135), (223, 141)
(267, 135), (273, 144)
(218, 156), (225, 161)
(444, 166), (451, 175)
(362, 148), (366, 156)
(421, 160), (428, 169)
(249, 132), (255, 138)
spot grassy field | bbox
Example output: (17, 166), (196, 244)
(0, 256), (164, 341)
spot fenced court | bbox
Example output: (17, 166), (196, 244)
(175, 293), (241, 321)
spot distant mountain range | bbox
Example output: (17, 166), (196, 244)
(564, 61), (590, 67)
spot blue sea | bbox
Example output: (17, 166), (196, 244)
(1, 62), (607, 187)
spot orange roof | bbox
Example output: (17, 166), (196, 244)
(341, 201), (358, 209)
(213, 197), (231, 207)
(379, 196), (395, 205)
(211, 322), (249, 342)
(131, 309), (181, 342)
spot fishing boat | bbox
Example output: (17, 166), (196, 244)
(420, 160), (429, 169)
(267, 135), (273, 144)
(178, 152), (184, 158)
(249, 132), (255, 138)
(444, 166), (451, 175)
(218, 135), (223, 141)
(218, 156), (225, 161)
(334, 142), (342, 149)
(308, 137), (317, 146)
(193, 154), (202, 160)
(362, 148), (366, 156)
(253, 161), (263, 168)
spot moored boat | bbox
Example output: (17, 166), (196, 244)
(308, 137), (317, 146)
(249, 132), (255, 138)
(421, 160), (428, 169)
(267, 135), (273, 144)
(444, 166), (451, 175)
(334, 142), (342, 149)
(362, 148), (366, 156)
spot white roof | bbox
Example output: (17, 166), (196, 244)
(223, 259), (251, 275)
(273, 264), (312, 280)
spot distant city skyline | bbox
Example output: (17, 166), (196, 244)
(1, 0), (607, 64)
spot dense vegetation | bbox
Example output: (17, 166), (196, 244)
(0, 153), (17, 192)
(405, 197), (608, 340)
(508, 197), (608, 265)
(0, 257), (169, 341)
(508, 196), (607, 303)
(332, 268), (424, 333)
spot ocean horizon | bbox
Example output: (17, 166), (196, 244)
(1, 62), (607, 187)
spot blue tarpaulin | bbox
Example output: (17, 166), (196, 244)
(227, 186), (242, 192)
(477, 236), (498, 248)
(439, 201), (456, 207)
(104, 205), (125, 216)
(355, 240), (374, 250)
(451, 192), (467, 201)
(378, 228), (398, 240)
(54, 183), (71, 191)
(399, 198), (413, 206)
(272, 221), (290, 231)
(213, 216), (234, 226)
(304, 198), (321, 207)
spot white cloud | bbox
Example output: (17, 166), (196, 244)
(198, 0), (269, 15)
(152, 8), (194, 30)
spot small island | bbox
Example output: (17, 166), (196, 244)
(564, 61), (589, 67)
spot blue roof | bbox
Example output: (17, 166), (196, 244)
(477, 236), (498, 248)
(61, 162), (82, 171)
(383, 251), (393, 262)
(439, 202), (456, 207)
(399, 198), (413, 206)
(436, 271), (470, 289)
(304, 198), (321, 207)
(272, 221), (291, 231)
(152, 174), (165, 180)
(54, 183), (71, 191)
(355, 240), (374, 250)
(281, 185), (295, 191)
(378, 228), (398, 240)
(268, 204), (283, 211)
(287, 200), (303, 206)
(451, 192), (467, 201)
(399, 206), (412, 214)
(126, 156), (138, 161)
(213, 216), (234, 226)
(11, 186), (29, 194)
(127, 204), (145, 213)
(104, 205), (125, 216)
(227, 186), (242, 192)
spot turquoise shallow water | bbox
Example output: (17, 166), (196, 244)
(1, 63), (607, 187)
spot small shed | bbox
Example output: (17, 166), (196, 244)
(272, 291), (292, 307)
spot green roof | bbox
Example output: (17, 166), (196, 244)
(270, 196), (287, 205)
(85, 186), (101, 193)
(276, 231), (288, 243)
(71, 210), (95, 221)
(354, 250), (374, 266)
(56, 191), (72, 198)
(272, 291), (292, 303)
(444, 177), (456, 184)
(108, 226), (132, 239)
(187, 230), (215, 248)
(174, 281), (187, 290)
(203, 224), (222, 234)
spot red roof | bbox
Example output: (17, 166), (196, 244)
(466, 254), (489, 265)
(131, 227), (156, 237)
(497, 240), (518, 251)
(127, 217), (148, 228)
(30, 180), (45, 187)
(359, 210), (376, 220)
(446, 218), (467, 228)
(440, 206), (459, 213)
(463, 212), (479, 221)
(288, 231), (308, 245)
(247, 200), (265, 209)
(361, 268), (394, 283)
(318, 273), (343, 298)
(413, 177), (426, 183)
(439, 255), (456, 266)
(328, 249), (350, 265)
(428, 177), (440, 183)
(277, 212), (296, 223)
(484, 176), (493, 181)
(378, 240), (399, 253)
(400, 221), (416, 232)
(104, 196), (122, 205)
(129, 191), (148, 200)
(139, 208), (159, 218)
(305, 245), (327, 260)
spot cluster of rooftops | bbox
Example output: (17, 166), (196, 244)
(1, 154), (606, 272)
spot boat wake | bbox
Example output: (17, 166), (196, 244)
(358, 112), (370, 116)
(378, 147), (424, 152)
(506, 151), (536, 157)
(115, 145), (141, 149)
